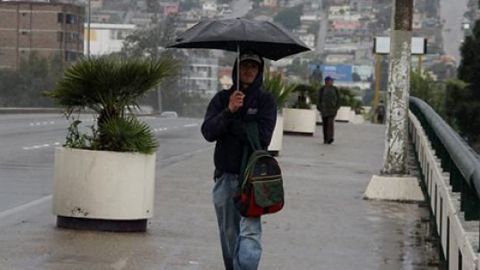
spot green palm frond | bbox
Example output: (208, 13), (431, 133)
(263, 71), (296, 110)
(47, 56), (179, 116)
(97, 117), (158, 154)
(46, 56), (177, 153)
(291, 84), (317, 109)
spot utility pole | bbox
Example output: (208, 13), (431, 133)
(382, 0), (413, 175)
(87, 0), (91, 57)
(373, 54), (382, 111)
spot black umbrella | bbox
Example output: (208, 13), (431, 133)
(168, 18), (310, 61)
(168, 18), (310, 88)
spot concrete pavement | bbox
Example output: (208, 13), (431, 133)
(0, 123), (442, 269)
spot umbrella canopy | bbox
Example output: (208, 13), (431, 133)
(167, 18), (310, 61)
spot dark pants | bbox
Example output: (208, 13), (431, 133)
(377, 114), (385, 124)
(322, 116), (335, 143)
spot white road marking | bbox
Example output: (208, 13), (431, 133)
(0, 195), (52, 220)
(21, 123), (201, 150)
(29, 121), (56, 127)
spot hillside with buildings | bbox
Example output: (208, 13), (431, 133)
(0, 0), (462, 110)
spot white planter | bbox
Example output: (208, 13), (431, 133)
(53, 147), (156, 231)
(311, 104), (322, 125)
(336, 106), (352, 122)
(282, 108), (316, 135)
(268, 114), (283, 155)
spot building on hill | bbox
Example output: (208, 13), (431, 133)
(0, 0), (84, 69)
(84, 23), (135, 56)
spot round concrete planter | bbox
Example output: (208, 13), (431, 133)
(268, 114), (283, 156)
(311, 104), (322, 125)
(53, 147), (156, 232)
(336, 106), (352, 122)
(282, 108), (316, 136)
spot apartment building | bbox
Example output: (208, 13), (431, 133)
(85, 23), (135, 56)
(0, 1), (84, 69)
(179, 56), (219, 98)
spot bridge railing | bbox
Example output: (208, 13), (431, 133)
(409, 96), (480, 270)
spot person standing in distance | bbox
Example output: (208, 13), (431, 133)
(201, 51), (277, 270)
(317, 76), (340, 144)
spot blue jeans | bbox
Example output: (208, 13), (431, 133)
(213, 173), (262, 270)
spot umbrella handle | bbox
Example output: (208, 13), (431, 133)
(237, 44), (240, 91)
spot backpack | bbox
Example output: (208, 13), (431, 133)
(376, 105), (385, 115)
(234, 122), (284, 217)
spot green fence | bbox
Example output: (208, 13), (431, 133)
(410, 97), (480, 252)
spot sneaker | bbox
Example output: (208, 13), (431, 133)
(327, 139), (334, 144)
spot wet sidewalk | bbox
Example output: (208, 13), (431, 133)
(0, 123), (442, 270)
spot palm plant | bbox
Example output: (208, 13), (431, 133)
(337, 87), (364, 114)
(47, 56), (178, 154)
(263, 71), (296, 110)
(292, 83), (317, 109)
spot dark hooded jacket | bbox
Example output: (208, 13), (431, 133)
(201, 57), (277, 175)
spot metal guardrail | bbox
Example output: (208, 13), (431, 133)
(0, 108), (65, 114)
(409, 96), (480, 221)
(409, 97), (480, 267)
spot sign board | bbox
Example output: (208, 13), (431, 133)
(373, 37), (427, 55)
(308, 64), (374, 82)
(320, 64), (353, 82)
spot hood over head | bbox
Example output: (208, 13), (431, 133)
(231, 50), (264, 93)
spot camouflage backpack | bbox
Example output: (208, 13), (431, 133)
(234, 122), (284, 217)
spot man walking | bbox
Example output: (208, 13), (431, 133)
(201, 51), (277, 270)
(317, 76), (340, 144)
(309, 64), (323, 84)
(375, 100), (386, 124)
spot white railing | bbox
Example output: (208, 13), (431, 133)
(409, 110), (480, 270)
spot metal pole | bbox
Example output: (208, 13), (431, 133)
(157, 85), (162, 114)
(382, 0), (413, 175)
(237, 44), (240, 90)
(417, 55), (423, 73)
(373, 54), (382, 109)
(87, 0), (91, 57)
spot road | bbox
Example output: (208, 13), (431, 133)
(0, 113), (206, 217)
(440, 0), (469, 63)
(0, 120), (444, 269)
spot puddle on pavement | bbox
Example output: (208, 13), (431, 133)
(366, 200), (446, 270)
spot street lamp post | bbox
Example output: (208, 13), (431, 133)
(382, 0), (413, 175)
(87, 0), (91, 57)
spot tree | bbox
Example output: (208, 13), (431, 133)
(444, 80), (480, 150)
(122, 15), (178, 59)
(410, 70), (446, 116)
(273, 5), (303, 31)
(457, 20), (480, 93)
(121, 16), (188, 114)
(0, 53), (63, 107)
(452, 19), (480, 150)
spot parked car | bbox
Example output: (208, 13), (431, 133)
(160, 111), (178, 118)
